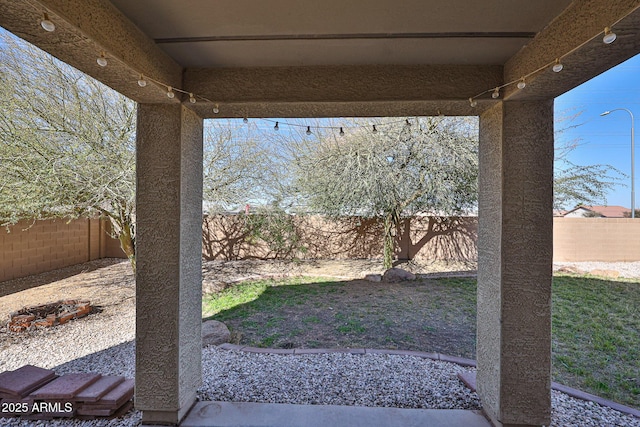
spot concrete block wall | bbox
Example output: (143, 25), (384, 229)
(553, 218), (640, 262)
(0, 218), (124, 282)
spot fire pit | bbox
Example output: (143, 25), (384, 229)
(8, 300), (92, 332)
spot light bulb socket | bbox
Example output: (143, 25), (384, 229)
(41, 13), (55, 32)
(97, 53), (108, 67)
(552, 59), (564, 73)
(603, 27), (617, 44)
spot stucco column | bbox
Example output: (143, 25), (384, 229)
(477, 100), (553, 426)
(135, 104), (203, 425)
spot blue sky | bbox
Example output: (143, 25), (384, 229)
(554, 53), (640, 208)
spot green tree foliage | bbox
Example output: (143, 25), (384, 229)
(0, 30), (137, 270)
(291, 117), (478, 269)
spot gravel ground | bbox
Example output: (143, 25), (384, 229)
(553, 261), (640, 278)
(1, 259), (640, 426)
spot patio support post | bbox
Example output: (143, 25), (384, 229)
(477, 100), (554, 426)
(135, 104), (204, 425)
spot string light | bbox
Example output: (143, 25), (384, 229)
(306, 126), (312, 135)
(40, 13), (55, 32)
(552, 58), (564, 73)
(25, 5), (622, 129)
(603, 27), (617, 44)
(96, 52), (107, 67)
(274, 121), (279, 131)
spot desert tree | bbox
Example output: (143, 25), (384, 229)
(0, 30), (137, 270)
(291, 117), (478, 269)
(553, 109), (624, 209)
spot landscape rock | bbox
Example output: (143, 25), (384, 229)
(202, 320), (230, 347)
(364, 274), (382, 282)
(589, 269), (620, 279)
(556, 266), (587, 275)
(382, 268), (416, 282)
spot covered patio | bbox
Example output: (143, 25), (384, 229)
(1, 1), (639, 425)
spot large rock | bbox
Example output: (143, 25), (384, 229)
(202, 320), (230, 347)
(589, 269), (620, 279)
(382, 268), (416, 282)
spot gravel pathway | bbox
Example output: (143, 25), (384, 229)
(1, 260), (640, 426)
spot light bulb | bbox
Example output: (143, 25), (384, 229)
(189, 93), (196, 104)
(166, 87), (175, 98)
(339, 127), (344, 136)
(41, 13), (55, 32)
(274, 122), (279, 131)
(491, 88), (500, 99)
(213, 104), (219, 114)
(469, 98), (477, 108)
(372, 125), (377, 133)
(306, 126), (312, 135)
(243, 117), (248, 124)
(137, 76), (147, 87)
(517, 78), (526, 90)
(603, 27), (617, 44)
(97, 53), (108, 67)
(552, 59), (564, 73)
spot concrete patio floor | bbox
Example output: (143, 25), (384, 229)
(180, 401), (491, 427)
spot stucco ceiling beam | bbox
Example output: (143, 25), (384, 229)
(503, 0), (640, 101)
(183, 65), (502, 118)
(0, 0), (182, 103)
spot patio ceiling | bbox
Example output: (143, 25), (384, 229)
(0, 0), (639, 117)
(109, 0), (570, 68)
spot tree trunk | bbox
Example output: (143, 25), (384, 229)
(117, 221), (136, 273)
(383, 214), (394, 270)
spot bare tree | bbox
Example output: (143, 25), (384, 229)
(0, 30), (137, 270)
(292, 117), (478, 269)
(553, 109), (624, 209)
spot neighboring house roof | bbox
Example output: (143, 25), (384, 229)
(562, 205), (631, 218)
(553, 209), (568, 217)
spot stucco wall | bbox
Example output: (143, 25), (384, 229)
(553, 217), (640, 262)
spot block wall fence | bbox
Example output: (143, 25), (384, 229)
(0, 218), (123, 282)
(1, 216), (639, 282)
